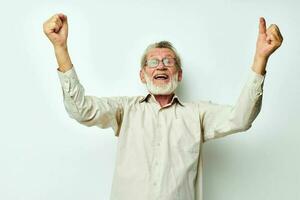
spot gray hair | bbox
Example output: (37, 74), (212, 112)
(140, 41), (182, 70)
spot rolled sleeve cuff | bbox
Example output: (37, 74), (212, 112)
(247, 68), (267, 100)
(56, 66), (80, 93)
(250, 68), (266, 84)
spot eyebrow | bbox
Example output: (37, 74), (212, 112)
(148, 54), (174, 58)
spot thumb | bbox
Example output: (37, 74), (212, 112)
(57, 13), (68, 25)
(58, 13), (68, 34)
(259, 17), (266, 34)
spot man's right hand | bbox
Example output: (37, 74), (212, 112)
(43, 13), (68, 48)
(43, 13), (73, 72)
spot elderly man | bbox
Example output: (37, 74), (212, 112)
(43, 13), (283, 200)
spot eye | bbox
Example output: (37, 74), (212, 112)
(163, 58), (170, 64)
(148, 59), (159, 67)
(163, 58), (175, 66)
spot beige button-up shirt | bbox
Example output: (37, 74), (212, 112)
(57, 66), (266, 200)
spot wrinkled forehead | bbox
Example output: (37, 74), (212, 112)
(147, 48), (176, 59)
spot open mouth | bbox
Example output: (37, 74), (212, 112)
(153, 74), (169, 80)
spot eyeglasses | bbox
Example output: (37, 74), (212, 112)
(145, 57), (176, 68)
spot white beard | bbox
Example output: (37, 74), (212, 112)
(143, 71), (180, 95)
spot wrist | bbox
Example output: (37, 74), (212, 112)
(254, 51), (269, 61)
(252, 54), (268, 75)
(54, 44), (68, 52)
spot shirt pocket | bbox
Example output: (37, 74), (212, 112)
(169, 118), (200, 175)
(170, 118), (200, 155)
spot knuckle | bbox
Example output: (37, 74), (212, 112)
(275, 40), (282, 46)
(51, 15), (59, 22)
(49, 22), (55, 27)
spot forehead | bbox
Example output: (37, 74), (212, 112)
(147, 48), (175, 58)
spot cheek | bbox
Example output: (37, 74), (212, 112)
(170, 69), (178, 77)
(145, 69), (154, 77)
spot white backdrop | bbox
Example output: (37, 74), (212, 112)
(0, 0), (299, 199)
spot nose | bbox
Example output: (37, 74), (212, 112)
(156, 60), (166, 69)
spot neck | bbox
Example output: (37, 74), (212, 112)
(153, 93), (175, 107)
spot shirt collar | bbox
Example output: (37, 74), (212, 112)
(139, 93), (185, 107)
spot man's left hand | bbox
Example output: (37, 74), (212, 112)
(255, 17), (283, 59)
(251, 17), (283, 75)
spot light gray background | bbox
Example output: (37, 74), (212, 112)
(0, 0), (299, 199)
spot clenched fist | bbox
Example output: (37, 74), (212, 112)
(43, 13), (72, 72)
(255, 17), (283, 59)
(43, 13), (68, 48)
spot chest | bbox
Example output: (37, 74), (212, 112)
(119, 103), (202, 154)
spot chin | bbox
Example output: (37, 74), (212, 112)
(151, 89), (175, 95)
(153, 82), (170, 87)
(144, 72), (179, 95)
(146, 84), (177, 95)
(152, 79), (170, 85)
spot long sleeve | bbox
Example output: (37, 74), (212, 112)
(199, 68), (266, 142)
(56, 66), (127, 136)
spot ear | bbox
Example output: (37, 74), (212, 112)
(140, 68), (146, 84)
(177, 68), (183, 81)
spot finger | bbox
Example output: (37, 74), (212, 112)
(50, 19), (62, 30)
(259, 17), (266, 34)
(57, 13), (68, 25)
(43, 14), (63, 35)
(49, 22), (60, 33)
(46, 15), (61, 32)
(266, 33), (275, 44)
(57, 13), (65, 19)
(270, 32), (282, 46)
(55, 16), (63, 27)
(266, 30), (278, 44)
(268, 24), (283, 40)
(59, 14), (68, 34)
(267, 26), (282, 42)
(54, 26), (60, 33)
(266, 33), (282, 47)
(273, 25), (283, 41)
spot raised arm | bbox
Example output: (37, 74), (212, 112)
(43, 13), (73, 72)
(43, 13), (127, 136)
(199, 69), (266, 142)
(252, 17), (283, 75)
(199, 17), (283, 143)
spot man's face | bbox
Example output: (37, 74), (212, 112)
(140, 48), (182, 95)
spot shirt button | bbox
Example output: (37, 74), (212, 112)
(153, 182), (157, 186)
(155, 161), (159, 166)
(157, 143), (160, 146)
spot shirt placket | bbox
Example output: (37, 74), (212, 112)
(151, 105), (164, 199)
